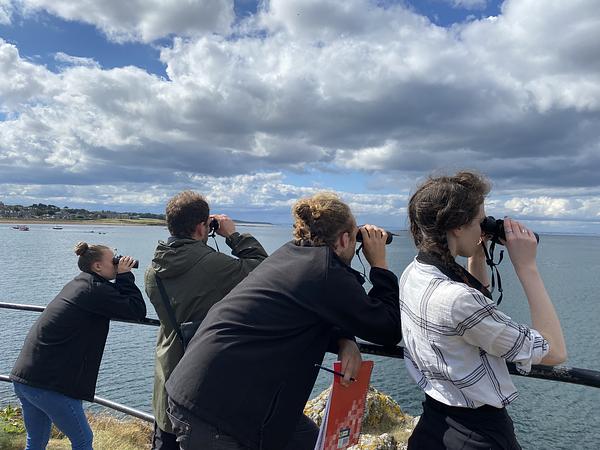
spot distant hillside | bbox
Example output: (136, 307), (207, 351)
(0, 202), (164, 221)
(232, 219), (273, 225)
(0, 201), (272, 225)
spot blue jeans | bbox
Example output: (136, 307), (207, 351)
(13, 382), (94, 450)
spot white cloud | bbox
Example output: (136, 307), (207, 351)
(503, 196), (600, 220)
(0, 39), (57, 111)
(447, 0), (488, 10)
(0, 172), (408, 222)
(18, 0), (235, 42)
(54, 52), (100, 68)
(0, 0), (13, 24)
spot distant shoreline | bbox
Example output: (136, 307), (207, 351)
(0, 218), (166, 226)
(0, 218), (274, 227)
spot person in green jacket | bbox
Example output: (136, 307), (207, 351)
(145, 190), (268, 450)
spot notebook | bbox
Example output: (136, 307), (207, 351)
(314, 360), (374, 450)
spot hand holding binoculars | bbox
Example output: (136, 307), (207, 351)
(480, 216), (539, 245)
(356, 228), (394, 245)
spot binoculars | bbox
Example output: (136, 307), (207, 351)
(112, 255), (139, 269)
(356, 228), (394, 245)
(209, 218), (219, 233)
(480, 216), (539, 245)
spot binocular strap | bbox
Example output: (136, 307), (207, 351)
(482, 242), (504, 305)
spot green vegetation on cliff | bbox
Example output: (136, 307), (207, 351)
(1, 406), (151, 450)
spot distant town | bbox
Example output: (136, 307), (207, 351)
(0, 201), (165, 222)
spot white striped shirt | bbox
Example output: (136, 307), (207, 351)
(399, 257), (549, 409)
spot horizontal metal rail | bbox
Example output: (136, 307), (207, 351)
(2, 301), (600, 391)
(356, 342), (600, 388)
(0, 301), (160, 326)
(0, 374), (153, 423)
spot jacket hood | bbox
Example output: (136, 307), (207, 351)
(151, 237), (211, 278)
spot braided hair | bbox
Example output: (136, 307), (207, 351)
(408, 171), (490, 276)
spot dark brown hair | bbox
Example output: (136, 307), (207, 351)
(166, 191), (209, 238)
(292, 192), (354, 247)
(408, 170), (490, 270)
(74, 242), (110, 273)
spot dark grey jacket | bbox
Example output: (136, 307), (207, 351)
(145, 232), (268, 432)
(11, 271), (146, 401)
(166, 241), (401, 450)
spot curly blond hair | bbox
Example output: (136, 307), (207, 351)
(292, 192), (354, 247)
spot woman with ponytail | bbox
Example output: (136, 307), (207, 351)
(400, 171), (566, 449)
(11, 242), (146, 450)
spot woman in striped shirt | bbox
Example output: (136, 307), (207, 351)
(400, 171), (566, 449)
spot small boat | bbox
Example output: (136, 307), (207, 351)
(16, 225), (29, 231)
(52, 226), (63, 230)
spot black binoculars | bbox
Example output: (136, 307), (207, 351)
(209, 218), (219, 233)
(480, 216), (539, 245)
(356, 228), (394, 244)
(112, 255), (139, 268)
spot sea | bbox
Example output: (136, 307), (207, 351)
(1, 223), (599, 449)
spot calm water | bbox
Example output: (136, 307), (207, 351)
(1, 223), (599, 449)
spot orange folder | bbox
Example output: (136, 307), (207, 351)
(314, 360), (374, 450)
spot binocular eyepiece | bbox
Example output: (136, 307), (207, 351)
(356, 228), (394, 245)
(112, 255), (139, 269)
(480, 216), (539, 245)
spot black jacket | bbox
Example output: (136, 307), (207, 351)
(11, 271), (146, 401)
(165, 242), (401, 450)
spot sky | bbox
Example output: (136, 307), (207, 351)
(1, 0), (599, 232)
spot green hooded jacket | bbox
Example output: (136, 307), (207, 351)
(145, 232), (268, 433)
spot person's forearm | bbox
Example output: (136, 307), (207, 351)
(516, 265), (567, 365)
(227, 233), (268, 259)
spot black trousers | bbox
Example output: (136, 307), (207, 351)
(167, 398), (318, 450)
(151, 421), (180, 450)
(408, 396), (522, 450)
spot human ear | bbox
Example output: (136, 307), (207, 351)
(449, 226), (462, 237)
(340, 231), (350, 249)
(194, 221), (207, 240)
(92, 261), (103, 274)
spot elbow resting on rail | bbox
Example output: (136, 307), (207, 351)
(541, 349), (568, 366)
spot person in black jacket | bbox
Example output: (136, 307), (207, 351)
(165, 192), (402, 450)
(10, 241), (147, 450)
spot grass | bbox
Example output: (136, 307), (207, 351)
(0, 406), (152, 450)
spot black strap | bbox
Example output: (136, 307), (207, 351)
(355, 243), (369, 282)
(482, 241), (504, 305)
(155, 273), (186, 347)
(208, 229), (220, 252)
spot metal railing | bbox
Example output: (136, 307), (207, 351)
(0, 374), (153, 423)
(1, 300), (599, 424)
(356, 341), (600, 388)
(0, 301), (157, 423)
